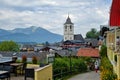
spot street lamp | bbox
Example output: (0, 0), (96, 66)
(68, 48), (72, 73)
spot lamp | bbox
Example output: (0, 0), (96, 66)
(67, 48), (72, 73)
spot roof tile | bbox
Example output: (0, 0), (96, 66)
(77, 48), (99, 57)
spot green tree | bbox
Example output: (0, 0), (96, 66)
(100, 45), (107, 57)
(86, 28), (99, 38)
(0, 41), (19, 52)
(45, 41), (49, 46)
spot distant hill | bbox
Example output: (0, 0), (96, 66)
(0, 26), (63, 43)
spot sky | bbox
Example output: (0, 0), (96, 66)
(0, 0), (112, 37)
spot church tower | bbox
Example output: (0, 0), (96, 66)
(64, 15), (74, 41)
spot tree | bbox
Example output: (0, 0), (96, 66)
(86, 28), (99, 38)
(100, 27), (109, 37)
(45, 41), (50, 46)
(0, 41), (20, 52)
(100, 45), (107, 57)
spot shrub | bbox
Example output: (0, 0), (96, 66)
(32, 56), (38, 64)
(71, 58), (87, 72)
(102, 72), (117, 80)
(53, 57), (87, 79)
(22, 55), (27, 63)
(53, 58), (69, 68)
(100, 45), (107, 57)
(100, 45), (117, 80)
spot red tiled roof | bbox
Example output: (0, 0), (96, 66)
(77, 48), (99, 57)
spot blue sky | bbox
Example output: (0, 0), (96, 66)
(0, 0), (112, 37)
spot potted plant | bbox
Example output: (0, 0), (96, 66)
(32, 56), (37, 64)
(22, 55), (27, 63)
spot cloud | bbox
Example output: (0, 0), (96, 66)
(0, 0), (112, 37)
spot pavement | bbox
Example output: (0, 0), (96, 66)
(6, 75), (33, 80)
(9, 71), (100, 80)
(68, 71), (100, 80)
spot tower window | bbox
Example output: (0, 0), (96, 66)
(65, 37), (67, 40)
(65, 26), (67, 29)
(70, 25), (72, 31)
(65, 26), (67, 31)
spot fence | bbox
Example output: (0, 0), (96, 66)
(53, 66), (87, 80)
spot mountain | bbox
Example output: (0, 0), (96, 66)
(0, 29), (11, 36)
(0, 26), (63, 43)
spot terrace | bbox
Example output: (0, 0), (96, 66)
(0, 56), (53, 80)
(0, 63), (52, 80)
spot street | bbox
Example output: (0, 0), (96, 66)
(68, 71), (100, 80)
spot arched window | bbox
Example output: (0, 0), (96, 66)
(65, 26), (67, 29)
(65, 37), (67, 40)
(65, 26), (67, 31)
(70, 25), (72, 31)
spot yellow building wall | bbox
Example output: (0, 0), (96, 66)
(35, 64), (52, 80)
(106, 29), (120, 80)
(27, 64), (39, 68)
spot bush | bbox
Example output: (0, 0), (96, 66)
(32, 56), (38, 64)
(100, 45), (107, 57)
(77, 59), (87, 72)
(53, 58), (69, 74)
(71, 58), (87, 72)
(100, 45), (117, 80)
(100, 57), (117, 80)
(53, 57), (87, 79)
(102, 72), (117, 80)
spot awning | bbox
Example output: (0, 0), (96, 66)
(110, 0), (120, 26)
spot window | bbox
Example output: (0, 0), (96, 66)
(70, 25), (72, 31)
(65, 37), (67, 40)
(65, 26), (67, 31)
(65, 26), (67, 29)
